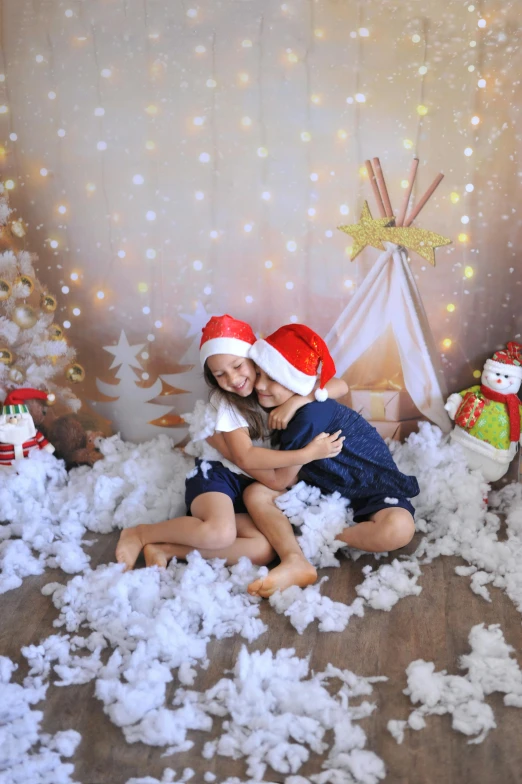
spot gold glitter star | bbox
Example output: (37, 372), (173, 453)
(338, 201), (395, 261)
(383, 226), (452, 265)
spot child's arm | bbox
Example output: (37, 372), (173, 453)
(222, 426), (343, 473)
(268, 377), (349, 430)
(206, 432), (234, 462)
(205, 432), (303, 491)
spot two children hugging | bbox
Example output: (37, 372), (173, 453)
(116, 315), (420, 597)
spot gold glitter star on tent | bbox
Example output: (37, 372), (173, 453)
(338, 201), (394, 261)
(383, 226), (452, 265)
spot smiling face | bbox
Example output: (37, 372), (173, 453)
(481, 367), (521, 395)
(206, 354), (257, 397)
(254, 366), (295, 408)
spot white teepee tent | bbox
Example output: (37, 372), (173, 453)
(327, 156), (452, 434)
(325, 242), (451, 432)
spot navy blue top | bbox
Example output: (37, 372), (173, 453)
(279, 399), (420, 501)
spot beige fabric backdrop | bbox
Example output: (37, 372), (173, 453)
(0, 0), (521, 441)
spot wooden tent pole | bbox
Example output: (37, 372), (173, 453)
(372, 157), (394, 218)
(396, 157), (419, 227)
(364, 159), (386, 218)
(404, 173), (444, 226)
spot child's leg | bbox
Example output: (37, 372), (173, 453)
(242, 483), (317, 597)
(116, 492), (237, 570)
(336, 507), (415, 552)
(143, 513), (276, 568)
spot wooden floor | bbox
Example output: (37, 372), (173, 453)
(3, 528), (522, 784)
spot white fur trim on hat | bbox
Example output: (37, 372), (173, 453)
(200, 337), (253, 366)
(484, 358), (522, 380)
(249, 339), (316, 396)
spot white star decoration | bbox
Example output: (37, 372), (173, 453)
(180, 300), (213, 338)
(103, 330), (145, 370)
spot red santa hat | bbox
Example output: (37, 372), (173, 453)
(249, 324), (336, 401)
(2, 388), (55, 415)
(484, 341), (522, 381)
(200, 314), (257, 365)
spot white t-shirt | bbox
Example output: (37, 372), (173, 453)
(184, 391), (271, 476)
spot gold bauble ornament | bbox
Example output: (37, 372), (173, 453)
(0, 348), (13, 365)
(65, 363), (85, 383)
(40, 293), (57, 313)
(10, 219), (26, 238)
(14, 274), (34, 294)
(0, 279), (12, 301)
(8, 366), (24, 384)
(12, 304), (37, 329)
(49, 323), (64, 340)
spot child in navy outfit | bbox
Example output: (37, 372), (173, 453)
(242, 323), (420, 598)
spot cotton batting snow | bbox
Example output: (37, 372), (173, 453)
(274, 481), (352, 568)
(2, 420), (522, 782)
(388, 623), (522, 745)
(0, 435), (189, 593)
(126, 768), (194, 784)
(0, 655), (81, 784)
(197, 646), (387, 782)
(269, 578), (365, 635)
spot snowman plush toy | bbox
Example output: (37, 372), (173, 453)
(445, 341), (522, 482)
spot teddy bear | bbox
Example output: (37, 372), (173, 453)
(24, 392), (104, 469)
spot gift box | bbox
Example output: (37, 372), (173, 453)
(368, 419), (420, 442)
(350, 385), (420, 422)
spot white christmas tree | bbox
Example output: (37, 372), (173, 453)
(91, 330), (175, 443)
(0, 183), (81, 409)
(160, 301), (215, 436)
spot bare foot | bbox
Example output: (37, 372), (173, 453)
(247, 553), (317, 598)
(144, 543), (169, 569)
(115, 526), (144, 571)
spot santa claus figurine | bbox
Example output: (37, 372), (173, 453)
(0, 389), (56, 466)
(445, 341), (522, 482)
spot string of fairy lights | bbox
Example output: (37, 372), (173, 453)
(442, 1), (487, 376)
(0, 1), (512, 385)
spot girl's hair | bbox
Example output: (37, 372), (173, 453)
(203, 362), (267, 441)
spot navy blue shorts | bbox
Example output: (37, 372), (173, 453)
(185, 459), (253, 515)
(351, 494), (415, 523)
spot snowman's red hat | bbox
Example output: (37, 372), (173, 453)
(484, 341), (522, 381)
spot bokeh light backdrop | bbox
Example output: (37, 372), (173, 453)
(1, 0), (521, 438)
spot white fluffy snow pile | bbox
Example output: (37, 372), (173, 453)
(387, 425), (522, 618)
(274, 482), (352, 568)
(392, 426), (522, 616)
(195, 645), (387, 783)
(269, 577), (365, 635)
(27, 555), (267, 748)
(388, 623), (522, 745)
(0, 435), (190, 593)
(3, 418), (522, 782)
(0, 654), (81, 784)
(10, 557), (388, 783)
(267, 558), (422, 636)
